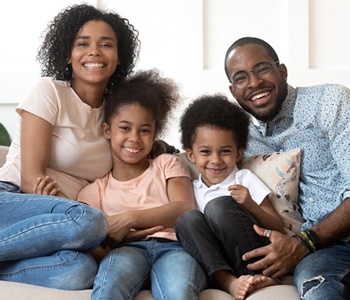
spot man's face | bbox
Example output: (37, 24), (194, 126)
(226, 43), (288, 122)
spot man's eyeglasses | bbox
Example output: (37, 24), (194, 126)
(230, 61), (279, 89)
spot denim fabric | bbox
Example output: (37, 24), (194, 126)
(93, 238), (207, 300)
(174, 196), (270, 277)
(0, 182), (108, 289)
(294, 241), (350, 300)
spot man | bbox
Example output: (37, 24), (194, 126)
(224, 37), (350, 299)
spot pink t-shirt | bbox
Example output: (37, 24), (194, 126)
(0, 77), (112, 199)
(77, 154), (191, 241)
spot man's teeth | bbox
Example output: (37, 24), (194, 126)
(252, 91), (269, 101)
(84, 63), (104, 69)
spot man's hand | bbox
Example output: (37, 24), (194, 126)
(242, 225), (310, 278)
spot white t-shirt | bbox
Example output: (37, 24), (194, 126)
(0, 77), (112, 199)
(193, 167), (271, 212)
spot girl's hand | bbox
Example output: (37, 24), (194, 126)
(107, 212), (163, 245)
(32, 176), (60, 196)
(228, 184), (254, 206)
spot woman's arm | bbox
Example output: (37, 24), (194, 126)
(107, 176), (195, 242)
(20, 111), (64, 196)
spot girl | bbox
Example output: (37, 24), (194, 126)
(76, 70), (207, 300)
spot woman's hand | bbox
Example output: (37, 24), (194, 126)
(149, 140), (179, 158)
(32, 176), (60, 196)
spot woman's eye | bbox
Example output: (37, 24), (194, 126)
(76, 42), (88, 47)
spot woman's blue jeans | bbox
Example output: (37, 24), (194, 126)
(0, 182), (108, 290)
(93, 238), (207, 300)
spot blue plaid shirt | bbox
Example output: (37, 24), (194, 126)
(245, 84), (350, 231)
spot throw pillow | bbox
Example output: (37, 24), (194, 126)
(240, 148), (304, 234)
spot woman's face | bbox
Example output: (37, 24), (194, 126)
(70, 20), (120, 90)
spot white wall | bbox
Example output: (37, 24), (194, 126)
(1, 0), (350, 150)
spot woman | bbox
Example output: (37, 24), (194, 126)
(0, 4), (139, 290)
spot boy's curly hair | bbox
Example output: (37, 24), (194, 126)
(180, 94), (250, 150)
(104, 69), (180, 137)
(36, 4), (140, 93)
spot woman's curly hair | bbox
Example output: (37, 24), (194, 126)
(36, 4), (140, 93)
(180, 94), (250, 150)
(104, 69), (180, 137)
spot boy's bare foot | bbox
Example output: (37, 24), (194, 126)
(228, 274), (280, 300)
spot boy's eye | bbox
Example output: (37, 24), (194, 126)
(199, 150), (210, 154)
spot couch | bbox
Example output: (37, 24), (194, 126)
(0, 145), (300, 299)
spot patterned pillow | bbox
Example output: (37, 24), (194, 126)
(240, 148), (304, 234)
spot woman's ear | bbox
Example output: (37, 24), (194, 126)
(186, 148), (195, 163)
(102, 122), (111, 140)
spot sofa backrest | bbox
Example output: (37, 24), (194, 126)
(0, 146), (9, 167)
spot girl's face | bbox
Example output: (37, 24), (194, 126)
(186, 126), (243, 187)
(103, 104), (156, 166)
(70, 20), (119, 90)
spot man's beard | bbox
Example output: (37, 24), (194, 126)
(242, 82), (288, 123)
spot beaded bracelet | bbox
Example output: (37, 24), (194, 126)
(300, 231), (317, 252)
(293, 234), (315, 253)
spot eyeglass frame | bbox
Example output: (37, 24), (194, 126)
(230, 61), (280, 89)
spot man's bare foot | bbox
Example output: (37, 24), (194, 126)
(228, 274), (280, 300)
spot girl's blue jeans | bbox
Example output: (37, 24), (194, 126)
(0, 181), (108, 290)
(93, 238), (207, 300)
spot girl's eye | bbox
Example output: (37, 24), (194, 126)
(221, 149), (231, 154)
(101, 43), (112, 48)
(119, 126), (130, 131)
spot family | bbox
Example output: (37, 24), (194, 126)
(0, 4), (349, 300)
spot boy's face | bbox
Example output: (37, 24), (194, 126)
(186, 126), (243, 187)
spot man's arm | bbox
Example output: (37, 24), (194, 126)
(242, 198), (350, 279)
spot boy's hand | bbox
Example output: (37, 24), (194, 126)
(32, 176), (60, 196)
(228, 184), (253, 205)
